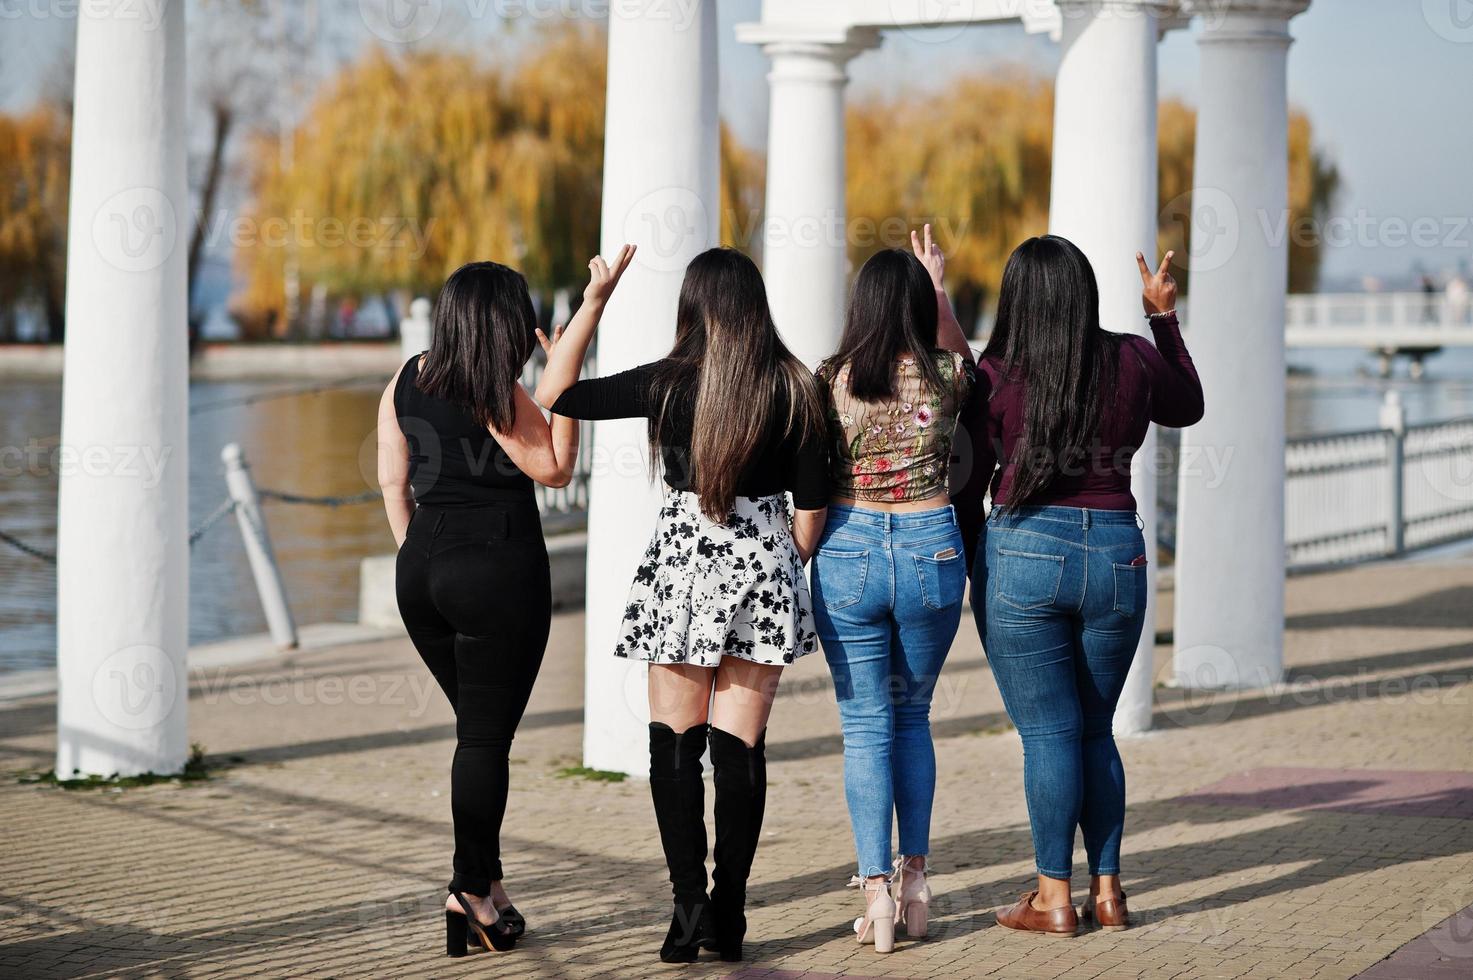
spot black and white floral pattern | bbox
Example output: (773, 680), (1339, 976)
(615, 491), (817, 666)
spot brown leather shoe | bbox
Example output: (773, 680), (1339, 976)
(995, 890), (1078, 937)
(1081, 891), (1129, 931)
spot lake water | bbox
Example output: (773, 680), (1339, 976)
(3, 345), (1473, 673)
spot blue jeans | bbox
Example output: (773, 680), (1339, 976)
(812, 504), (967, 878)
(973, 506), (1148, 880)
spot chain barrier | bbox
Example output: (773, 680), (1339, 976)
(189, 498), (238, 545)
(0, 529), (56, 564)
(1, 495), (241, 565)
(257, 488), (382, 506)
(188, 375), (386, 415)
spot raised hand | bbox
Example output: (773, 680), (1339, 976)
(1137, 250), (1177, 315)
(534, 322), (564, 357)
(911, 223), (945, 289)
(584, 243), (637, 307)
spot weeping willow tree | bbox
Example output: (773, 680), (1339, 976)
(847, 77), (1339, 332)
(234, 23), (607, 338)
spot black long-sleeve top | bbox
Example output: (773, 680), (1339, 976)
(550, 359), (830, 511)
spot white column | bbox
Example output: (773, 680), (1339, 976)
(56, 0), (190, 777)
(1048, 0), (1167, 735)
(584, 1), (720, 775)
(737, 27), (879, 368)
(1174, 0), (1309, 691)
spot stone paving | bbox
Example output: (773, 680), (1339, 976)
(2, 560), (1471, 979)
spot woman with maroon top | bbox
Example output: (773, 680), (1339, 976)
(951, 237), (1203, 937)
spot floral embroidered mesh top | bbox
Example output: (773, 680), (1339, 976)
(818, 350), (976, 503)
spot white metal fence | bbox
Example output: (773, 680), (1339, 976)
(1286, 394), (1473, 568)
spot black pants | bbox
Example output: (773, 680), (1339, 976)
(396, 502), (551, 895)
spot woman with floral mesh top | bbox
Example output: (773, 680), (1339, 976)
(811, 225), (976, 953)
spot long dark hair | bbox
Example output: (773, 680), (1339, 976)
(417, 261), (537, 432)
(823, 248), (946, 400)
(982, 235), (1122, 509)
(649, 248), (825, 522)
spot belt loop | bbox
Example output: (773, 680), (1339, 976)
(1081, 508), (1091, 530)
(432, 512), (446, 538)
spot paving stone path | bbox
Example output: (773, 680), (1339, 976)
(2, 561), (1470, 979)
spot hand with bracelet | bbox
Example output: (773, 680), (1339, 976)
(1136, 249), (1177, 319)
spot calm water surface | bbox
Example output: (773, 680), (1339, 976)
(2, 346), (1472, 672)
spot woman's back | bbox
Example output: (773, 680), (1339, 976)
(394, 354), (534, 506)
(820, 350), (974, 504)
(969, 314), (1202, 511)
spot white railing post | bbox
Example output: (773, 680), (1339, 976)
(222, 443), (299, 649)
(399, 297), (432, 362)
(1379, 391), (1406, 557)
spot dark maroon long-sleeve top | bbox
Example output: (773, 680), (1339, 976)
(951, 313), (1203, 553)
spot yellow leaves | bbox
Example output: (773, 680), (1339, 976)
(234, 23), (607, 328)
(848, 77), (1335, 311)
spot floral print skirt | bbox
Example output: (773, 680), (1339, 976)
(615, 490), (818, 667)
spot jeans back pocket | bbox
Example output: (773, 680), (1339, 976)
(814, 548), (868, 610)
(1112, 561), (1147, 618)
(914, 552), (966, 611)
(994, 548), (1065, 610)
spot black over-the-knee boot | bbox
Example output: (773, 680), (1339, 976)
(648, 722), (711, 963)
(707, 726), (767, 962)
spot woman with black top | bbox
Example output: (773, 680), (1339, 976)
(536, 247), (829, 964)
(377, 253), (632, 957)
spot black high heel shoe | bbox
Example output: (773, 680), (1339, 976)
(445, 889), (516, 956)
(496, 904), (526, 939)
(468, 903), (526, 946)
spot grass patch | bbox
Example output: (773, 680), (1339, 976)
(18, 743), (223, 790)
(554, 765), (628, 783)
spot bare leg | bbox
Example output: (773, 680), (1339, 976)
(1034, 873), (1072, 911)
(649, 662), (716, 732)
(708, 659), (782, 745)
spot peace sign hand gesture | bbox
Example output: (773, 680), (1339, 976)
(1137, 250), (1177, 316)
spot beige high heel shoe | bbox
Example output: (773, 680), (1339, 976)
(849, 876), (897, 953)
(891, 855), (933, 939)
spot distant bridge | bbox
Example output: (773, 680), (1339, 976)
(1283, 292), (1473, 351)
